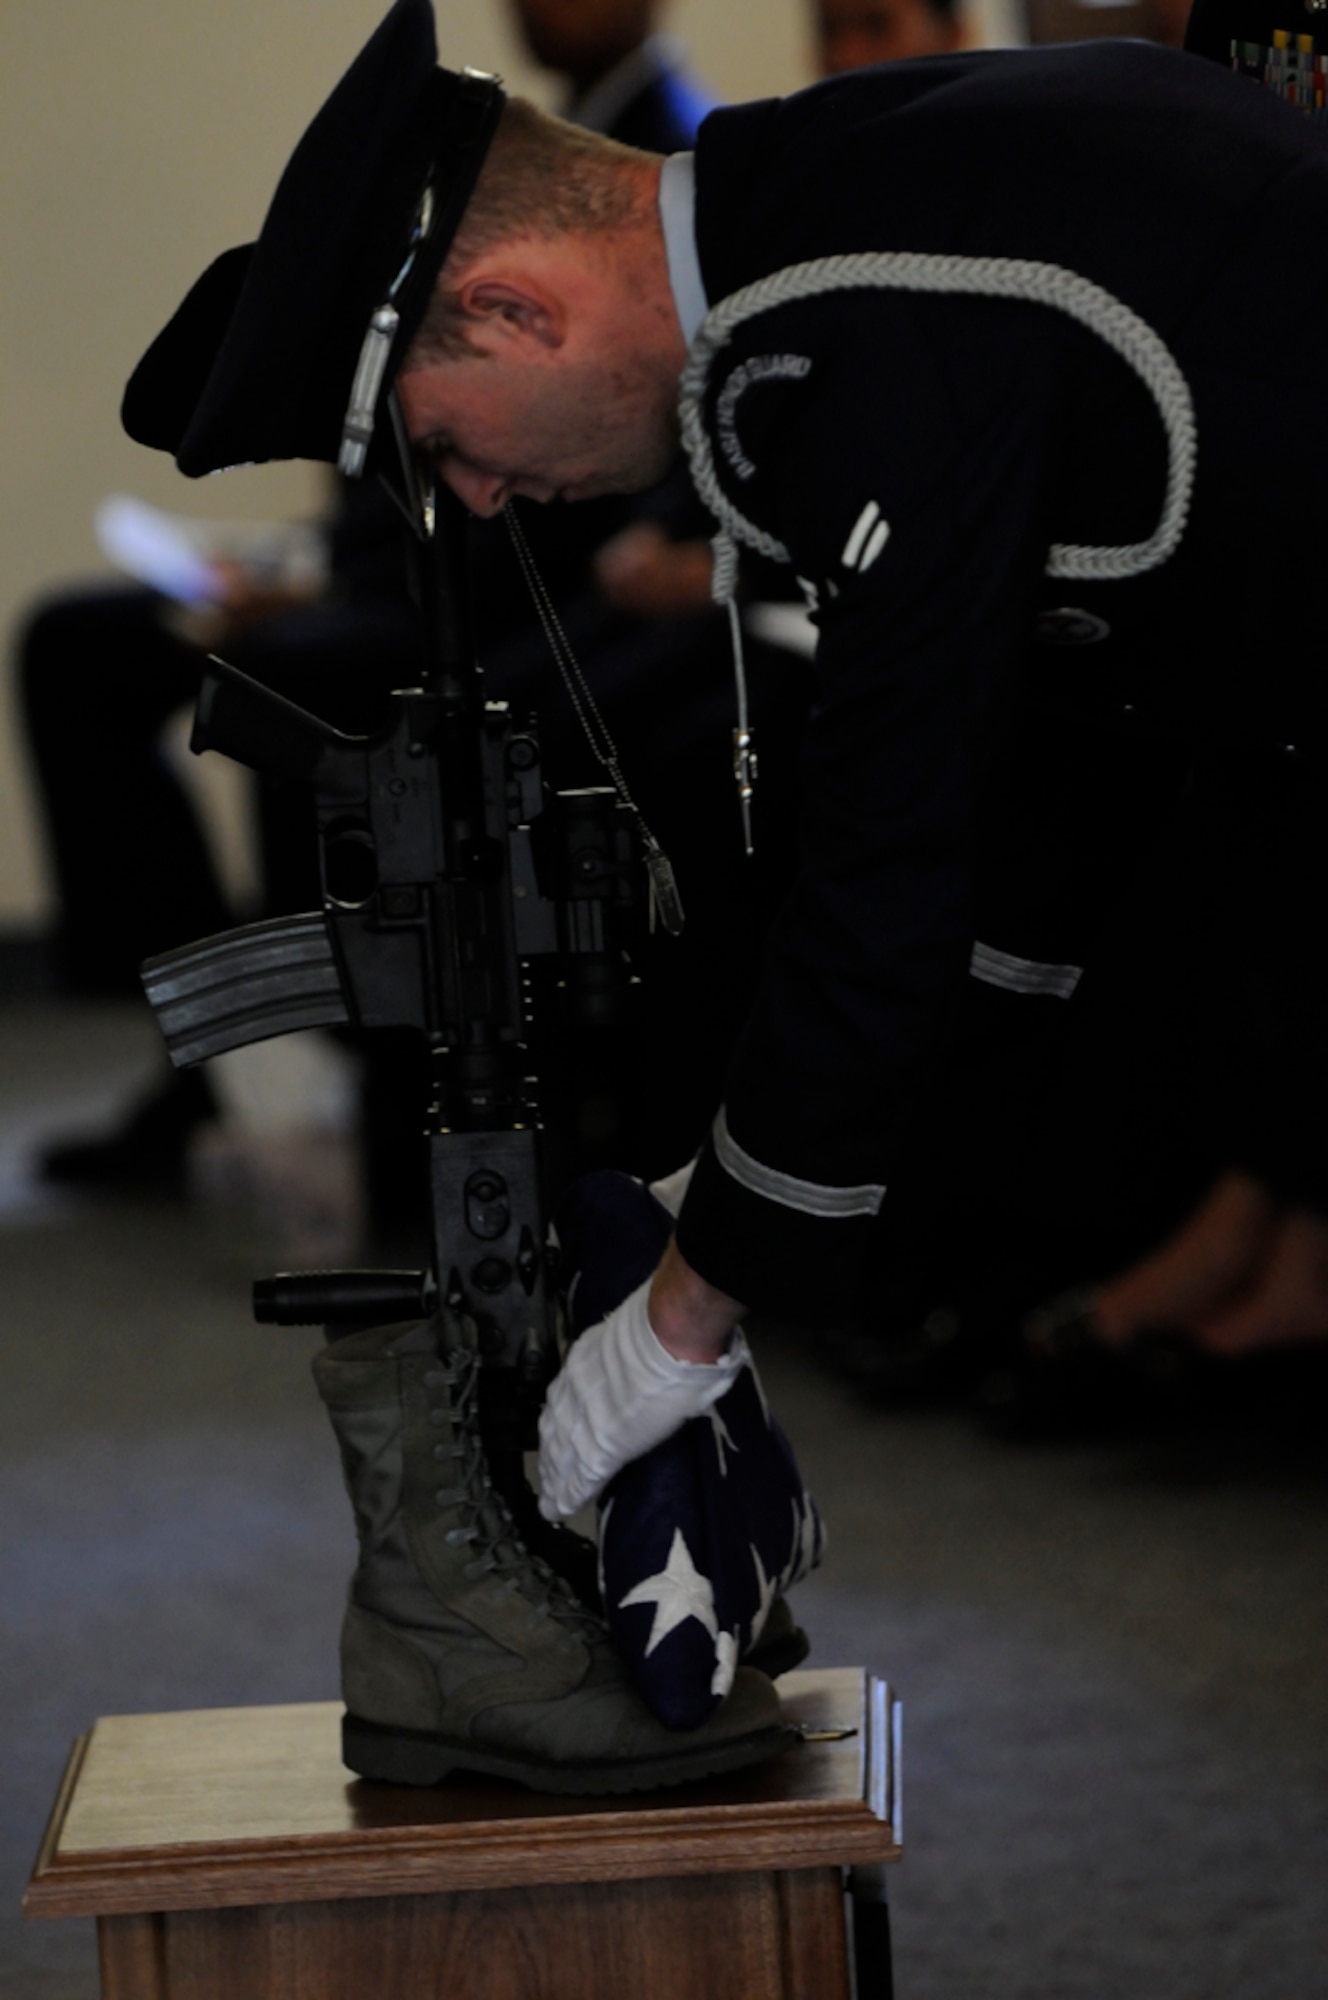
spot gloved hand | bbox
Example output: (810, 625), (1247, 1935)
(538, 1276), (750, 1521)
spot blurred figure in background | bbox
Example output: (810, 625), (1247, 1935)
(511, 0), (717, 146)
(813, 0), (967, 71)
(19, 477), (426, 1198)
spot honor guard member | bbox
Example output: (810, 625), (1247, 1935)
(125, 2), (1328, 1528)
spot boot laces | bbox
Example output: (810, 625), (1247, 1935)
(435, 1344), (600, 1632)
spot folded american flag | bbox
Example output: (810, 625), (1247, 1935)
(554, 1171), (824, 1730)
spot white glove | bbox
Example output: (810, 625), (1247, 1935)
(538, 1276), (749, 1521)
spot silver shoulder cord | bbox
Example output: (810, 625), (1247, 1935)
(679, 249), (1200, 839)
(503, 504), (686, 936)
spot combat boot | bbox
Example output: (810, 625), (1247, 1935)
(312, 1313), (793, 1794)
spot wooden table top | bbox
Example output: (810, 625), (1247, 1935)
(25, 1668), (900, 1918)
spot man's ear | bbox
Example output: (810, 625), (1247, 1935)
(456, 275), (565, 350)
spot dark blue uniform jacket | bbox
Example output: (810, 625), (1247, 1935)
(672, 41), (1328, 1324)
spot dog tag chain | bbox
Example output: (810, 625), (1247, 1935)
(504, 505), (685, 936)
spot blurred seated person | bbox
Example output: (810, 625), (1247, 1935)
(19, 475), (427, 1191)
(1093, 1173), (1328, 1358)
(1075, 0), (1328, 1363)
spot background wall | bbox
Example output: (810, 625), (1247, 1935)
(0, 0), (1014, 938)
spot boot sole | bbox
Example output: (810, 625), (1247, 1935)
(343, 1710), (797, 1796)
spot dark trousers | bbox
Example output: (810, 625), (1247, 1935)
(19, 583), (426, 993)
(868, 737), (1328, 1332)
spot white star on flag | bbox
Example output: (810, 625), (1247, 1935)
(618, 1526), (719, 1657)
(783, 1494), (824, 1587)
(711, 1629), (739, 1697)
(597, 1495), (614, 1608)
(749, 1542), (779, 1647)
(709, 1403), (739, 1476)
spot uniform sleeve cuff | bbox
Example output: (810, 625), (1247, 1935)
(675, 1126), (877, 1326)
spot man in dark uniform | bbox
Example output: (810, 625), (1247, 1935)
(122, 3), (1328, 1518)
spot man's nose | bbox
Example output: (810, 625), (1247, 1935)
(439, 458), (509, 518)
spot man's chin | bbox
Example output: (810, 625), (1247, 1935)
(557, 478), (631, 504)
(561, 445), (683, 504)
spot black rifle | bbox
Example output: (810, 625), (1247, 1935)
(140, 486), (639, 1587)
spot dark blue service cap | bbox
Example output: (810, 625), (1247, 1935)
(121, 0), (504, 479)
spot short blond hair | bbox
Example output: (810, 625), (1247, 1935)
(406, 98), (657, 364)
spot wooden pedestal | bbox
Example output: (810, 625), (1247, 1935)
(26, 1667), (900, 2000)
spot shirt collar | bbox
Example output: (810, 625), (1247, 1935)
(658, 151), (707, 348)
